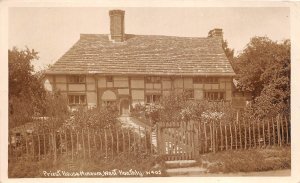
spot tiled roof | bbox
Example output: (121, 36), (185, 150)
(46, 34), (235, 76)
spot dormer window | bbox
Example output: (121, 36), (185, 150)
(68, 75), (85, 84)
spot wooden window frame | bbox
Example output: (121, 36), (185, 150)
(204, 91), (226, 101)
(145, 94), (161, 104)
(68, 94), (87, 105)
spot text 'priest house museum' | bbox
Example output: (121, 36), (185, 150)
(44, 10), (236, 115)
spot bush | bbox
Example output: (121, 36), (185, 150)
(61, 104), (119, 131)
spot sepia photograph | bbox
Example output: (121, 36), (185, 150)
(2, 2), (297, 181)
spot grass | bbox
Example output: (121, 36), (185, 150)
(196, 146), (291, 173)
(8, 153), (167, 178)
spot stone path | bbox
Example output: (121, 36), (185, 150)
(165, 160), (207, 176)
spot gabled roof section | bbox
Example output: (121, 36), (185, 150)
(46, 34), (236, 76)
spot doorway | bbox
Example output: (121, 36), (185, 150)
(120, 99), (130, 116)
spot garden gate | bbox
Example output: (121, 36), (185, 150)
(157, 121), (199, 160)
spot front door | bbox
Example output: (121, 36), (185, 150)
(120, 99), (130, 116)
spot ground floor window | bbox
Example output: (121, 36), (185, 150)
(146, 94), (161, 104)
(204, 91), (225, 101)
(68, 94), (86, 105)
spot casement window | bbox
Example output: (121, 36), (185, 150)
(68, 94), (86, 105)
(193, 77), (219, 84)
(204, 91), (225, 101)
(146, 94), (161, 104)
(145, 76), (161, 83)
(68, 75), (85, 84)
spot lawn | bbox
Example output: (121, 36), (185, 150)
(195, 146), (291, 173)
(8, 154), (167, 178)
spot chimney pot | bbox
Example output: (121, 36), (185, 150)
(109, 9), (125, 42)
(208, 28), (223, 38)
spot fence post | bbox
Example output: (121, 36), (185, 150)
(121, 129), (125, 153)
(277, 116), (282, 147)
(238, 117), (242, 149)
(253, 121), (256, 148)
(82, 129), (86, 160)
(204, 122), (207, 153)
(116, 129), (119, 155)
(280, 116), (284, 145)
(225, 123), (228, 150)
(198, 122), (202, 153)
(272, 118), (276, 145)
(25, 134), (28, 158)
(65, 130), (68, 156)
(99, 130), (103, 157)
(229, 123), (233, 150)
(268, 119), (271, 146)
(257, 122), (261, 148)
(234, 122), (237, 150)
(285, 116), (289, 144)
(87, 128), (91, 159)
(210, 122), (213, 152)
(128, 130), (131, 154)
(76, 132), (79, 157)
(53, 132), (57, 163)
(43, 133), (46, 158)
(110, 128), (114, 159)
(59, 132), (62, 154)
(220, 121), (223, 151)
(248, 121), (251, 148)
(244, 119), (247, 149)
(71, 130), (74, 161)
(262, 120), (266, 147)
(38, 134), (41, 161)
(104, 129), (108, 159)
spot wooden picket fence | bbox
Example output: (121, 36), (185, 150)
(157, 114), (290, 160)
(9, 114), (290, 162)
(8, 127), (156, 162)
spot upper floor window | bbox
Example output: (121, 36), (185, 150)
(146, 76), (161, 83)
(193, 77), (219, 84)
(68, 75), (85, 84)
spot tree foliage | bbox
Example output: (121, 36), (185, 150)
(235, 37), (290, 118)
(9, 47), (47, 116)
(9, 47), (69, 128)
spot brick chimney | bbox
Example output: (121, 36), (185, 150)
(208, 28), (223, 38)
(109, 10), (125, 42)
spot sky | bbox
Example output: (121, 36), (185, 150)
(8, 7), (290, 71)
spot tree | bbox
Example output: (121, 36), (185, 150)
(235, 37), (290, 118)
(9, 47), (47, 127)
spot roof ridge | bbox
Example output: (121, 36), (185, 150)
(79, 33), (223, 40)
